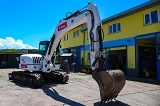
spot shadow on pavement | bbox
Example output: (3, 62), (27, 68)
(10, 80), (29, 88)
(126, 77), (160, 85)
(9, 80), (59, 89)
(94, 100), (129, 106)
(42, 85), (85, 106)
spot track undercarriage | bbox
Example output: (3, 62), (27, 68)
(8, 71), (69, 88)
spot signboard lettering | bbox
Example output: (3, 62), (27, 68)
(58, 22), (67, 31)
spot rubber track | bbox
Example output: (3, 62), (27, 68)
(9, 71), (44, 88)
(9, 71), (69, 88)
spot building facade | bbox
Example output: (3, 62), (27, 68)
(0, 49), (38, 68)
(60, 0), (160, 80)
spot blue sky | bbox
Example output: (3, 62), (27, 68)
(0, 0), (149, 49)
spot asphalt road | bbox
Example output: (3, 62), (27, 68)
(0, 69), (160, 106)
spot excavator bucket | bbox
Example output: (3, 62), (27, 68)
(92, 69), (125, 103)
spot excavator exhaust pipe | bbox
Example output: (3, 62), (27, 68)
(92, 69), (125, 103)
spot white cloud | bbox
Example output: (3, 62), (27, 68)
(0, 37), (37, 49)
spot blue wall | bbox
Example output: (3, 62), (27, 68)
(82, 37), (135, 51)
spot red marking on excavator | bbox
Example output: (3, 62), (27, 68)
(58, 22), (67, 31)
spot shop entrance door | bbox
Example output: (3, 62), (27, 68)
(137, 37), (157, 79)
(108, 46), (127, 75)
(157, 34), (160, 80)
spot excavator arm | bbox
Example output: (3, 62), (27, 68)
(41, 2), (126, 103)
(42, 2), (103, 73)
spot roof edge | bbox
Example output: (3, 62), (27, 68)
(102, 0), (159, 23)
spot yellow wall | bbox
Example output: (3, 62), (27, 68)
(127, 46), (135, 68)
(62, 4), (160, 49)
(110, 46), (126, 51)
(82, 30), (89, 45)
(61, 26), (83, 48)
(81, 51), (91, 66)
(131, 5), (160, 36)
(103, 4), (160, 41)
(61, 24), (89, 49)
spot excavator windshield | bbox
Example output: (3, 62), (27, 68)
(39, 40), (50, 56)
(39, 40), (60, 63)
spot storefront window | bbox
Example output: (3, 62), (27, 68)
(88, 52), (90, 61)
(63, 50), (68, 53)
(103, 48), (110, 58)
(71, 48), (76, 54)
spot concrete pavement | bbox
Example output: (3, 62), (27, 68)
(0, 69), (160, 106)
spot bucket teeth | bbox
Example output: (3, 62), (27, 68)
(92, 69), (125, 103)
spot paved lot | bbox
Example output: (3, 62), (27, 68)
(0, 69), (160, 106)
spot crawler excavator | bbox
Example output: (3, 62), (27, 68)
(8, 2), (125, 103)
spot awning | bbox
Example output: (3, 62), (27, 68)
(61, 53), (75, 57)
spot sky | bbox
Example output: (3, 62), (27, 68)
(0, 0), (150, 49)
